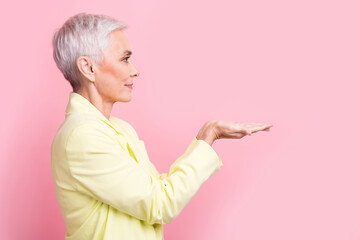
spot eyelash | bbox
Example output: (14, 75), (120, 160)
(122, 56), (130, 63)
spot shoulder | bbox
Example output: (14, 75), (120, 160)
(52, 113), (114, 151)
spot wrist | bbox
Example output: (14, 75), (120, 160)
(196, 120), (217, 146)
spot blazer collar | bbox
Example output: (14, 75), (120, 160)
(65, 92), (122, 134)
(64, 92), (159, 176)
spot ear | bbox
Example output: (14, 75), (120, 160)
(76, 56), (96, 83)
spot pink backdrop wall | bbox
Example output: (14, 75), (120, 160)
(1, 0), (359, 239)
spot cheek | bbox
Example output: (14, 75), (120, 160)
(97, 61), (130, 89)
(99, 69), (125, 88)
(107, 65), (129, 82)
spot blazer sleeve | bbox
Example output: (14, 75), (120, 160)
(65, 123), (223, 225)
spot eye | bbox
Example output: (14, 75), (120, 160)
(122, 56), (130, 63)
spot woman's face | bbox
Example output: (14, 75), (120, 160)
(94, 29), (139, 103)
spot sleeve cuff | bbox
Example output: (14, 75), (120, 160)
(193, 137), (223, 167)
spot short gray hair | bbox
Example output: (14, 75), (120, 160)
(52, 12), (127, 92)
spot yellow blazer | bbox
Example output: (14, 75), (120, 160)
(51, 92), (223, 240)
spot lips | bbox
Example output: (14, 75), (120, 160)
(125, 83), (133, 89)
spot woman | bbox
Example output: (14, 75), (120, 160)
(51, 12), (272, 240)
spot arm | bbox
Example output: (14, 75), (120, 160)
(65, 124), (223, 225)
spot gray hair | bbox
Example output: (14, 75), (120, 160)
(52, 12), (127, 92)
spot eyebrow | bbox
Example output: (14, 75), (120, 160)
(122, 50), (132, 55)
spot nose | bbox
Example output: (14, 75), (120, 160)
(130, 62), (140, 78)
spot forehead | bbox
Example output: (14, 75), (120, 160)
(106, 29), (131, 54)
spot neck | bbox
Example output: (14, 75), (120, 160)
(76, 87), (113, 120)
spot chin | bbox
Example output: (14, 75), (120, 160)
(118, 97), (132, 102)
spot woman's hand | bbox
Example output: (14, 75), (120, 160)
(196, 120), (273, 146)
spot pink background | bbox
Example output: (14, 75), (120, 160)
(1, 0), (359, 239)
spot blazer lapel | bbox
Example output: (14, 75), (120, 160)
(106, 119), (158, 176)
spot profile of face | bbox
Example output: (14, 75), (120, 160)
(92, 29), (140, 103)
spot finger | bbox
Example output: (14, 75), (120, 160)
(245, 123), (267, 129)
(249, 126), (269, 133)
(237, 123), (272, 134)
(257, 124), (272, 130)
(242, 129), (251, 136)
